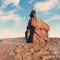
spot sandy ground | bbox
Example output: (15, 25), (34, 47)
(0, 38), (60, 60)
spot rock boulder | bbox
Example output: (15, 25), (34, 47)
(25, 18), (50, 43)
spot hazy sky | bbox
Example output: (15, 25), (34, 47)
(0, 0), (60, 38)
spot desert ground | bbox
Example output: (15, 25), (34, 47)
(0, 37), (60, 60)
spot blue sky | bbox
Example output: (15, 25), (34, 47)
(0, 0), (60, 38)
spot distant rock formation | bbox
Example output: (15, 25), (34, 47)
(25, 9), (50, 43)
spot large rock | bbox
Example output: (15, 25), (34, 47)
(25, 18), (50, 43)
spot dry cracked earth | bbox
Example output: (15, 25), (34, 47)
(0, 38), (60, 60)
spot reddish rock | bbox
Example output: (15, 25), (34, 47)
(25, 18), (50, 43)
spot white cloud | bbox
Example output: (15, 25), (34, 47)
(0, 14), (22, 22)
(49, 26), (60, 38)
(0, 29), (25, 38)
(28, 0), (34, 4)
(0, 0), (25, 38)
(6, 9), (15, 14)
(0, 10), (25, 38)
(34, 0), (58, 12)
(55, 2), (60, 9)
(45, 15), (60, 37)
(1, 0), (21, 9)
(0, 12), (23, 27)
(0, 11), (4, 15)
(46, 15), (60, 22)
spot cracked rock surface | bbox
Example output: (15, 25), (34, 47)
(25, 18), (50, 43)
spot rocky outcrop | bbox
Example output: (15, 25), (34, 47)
(25, 18), (50, 43)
